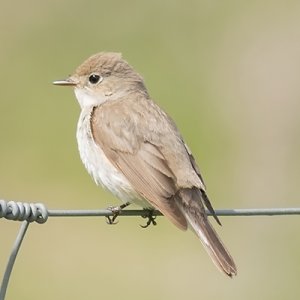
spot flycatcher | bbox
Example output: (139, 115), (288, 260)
(53, 52), (237, 277)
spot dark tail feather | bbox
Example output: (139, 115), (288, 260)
(187, 212), (237, 277)
(177, 189), (237, 277)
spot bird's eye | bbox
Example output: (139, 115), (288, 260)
(88, 74), (102, 84)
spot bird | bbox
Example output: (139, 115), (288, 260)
(53, 52), (237, 277)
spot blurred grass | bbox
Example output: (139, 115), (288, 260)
(1, 0), (300, 299)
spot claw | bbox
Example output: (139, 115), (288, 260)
(140, 209), (157, 228)
(106, 214), (119, 225)
(105, 202), (130, 225)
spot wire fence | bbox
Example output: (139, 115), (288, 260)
(1, 199), (300, 300)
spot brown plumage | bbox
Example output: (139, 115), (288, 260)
(54, 52), (237, 277)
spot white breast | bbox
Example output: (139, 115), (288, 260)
(76, 107), (150, 207)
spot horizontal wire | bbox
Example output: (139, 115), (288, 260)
(1, 202), (300, 300)
(2, 200), (300, 224)
(47, 207), (300, 217)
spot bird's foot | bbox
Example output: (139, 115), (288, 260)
(140, 209), (157, 228)
(106, 202), (130, 225)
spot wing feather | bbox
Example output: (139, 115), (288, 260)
(91, 103), (187, 230)
(107, 144), (188, 230)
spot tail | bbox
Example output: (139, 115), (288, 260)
(176, 188), (237, 277)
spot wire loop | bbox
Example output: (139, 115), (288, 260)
(1, 198), (300, 300)
(0, 200), (48, 224)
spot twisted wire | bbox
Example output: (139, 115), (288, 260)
(0, 201), (49, 300)
(0, 200), (48, 224)
(1, 199), (300, 300)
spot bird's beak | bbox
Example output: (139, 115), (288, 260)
(53, 77), (78, 86)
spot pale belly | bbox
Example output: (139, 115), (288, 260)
(76, 108), (151, 208)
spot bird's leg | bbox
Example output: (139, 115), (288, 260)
(140, 209), (157, 228)
(106, 202), (130, 225)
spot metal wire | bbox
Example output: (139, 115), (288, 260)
(2, 199), (300, 221)
(0, 200), (48, 223)
(47, 207), (300, 217)
(0, 201), (48, 300)
(1, 199), (300, 300)
(0, 221), (29, 300)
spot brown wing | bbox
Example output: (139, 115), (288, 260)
(91, 101), (188, 230)
(183, 142), (221, 225)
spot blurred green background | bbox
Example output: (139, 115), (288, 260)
(1, 0), (300, 299)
